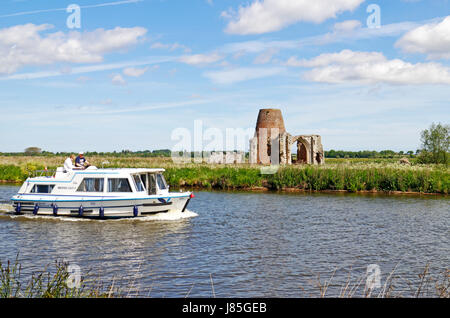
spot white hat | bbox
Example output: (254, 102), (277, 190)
(79, 151), (84, 155)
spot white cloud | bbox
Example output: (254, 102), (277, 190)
(222, 18), (429, 55)
(111, 74), (126, 85)
(253, 48), (279, 64)
(203, 66), (285, 84)
(123, 66), (148, 77)
(288, 50), (386, 67)
(178, 52), (223, 65)
(150, 42), (191, 53)
(395, 16), (450, 59)
(0, 56), (174, 80)
(222, 0), (364, 35)
(289, 49), (450, 85)
(100, 98), (113, 105)
(0, 0), (144, 18)
(333, 19), (362, 32)
(0, 23), (147, 74)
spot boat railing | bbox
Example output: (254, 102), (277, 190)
(29, 169), (57, 178)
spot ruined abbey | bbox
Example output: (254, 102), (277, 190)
(249, 109), (325, 165)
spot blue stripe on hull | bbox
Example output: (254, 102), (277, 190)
(11, 195), (190, 203)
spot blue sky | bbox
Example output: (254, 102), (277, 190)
(0, 0), (449, 152)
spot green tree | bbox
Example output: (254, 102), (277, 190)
(24, 147), (42, 155)
(418, 122), (449, 164)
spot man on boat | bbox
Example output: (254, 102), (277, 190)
(75, 152), (91, 169)
(64, 154), (82, 172)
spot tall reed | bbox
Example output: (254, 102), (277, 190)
(0, 156), (448, 194)
(0, 255), (121, 298)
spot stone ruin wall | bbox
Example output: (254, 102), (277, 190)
(249, 109), (325, 165)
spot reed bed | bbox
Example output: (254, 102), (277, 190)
(301, 263), (449, 298)
(0, 256), (114, 298)
(0, 156), (448, 194)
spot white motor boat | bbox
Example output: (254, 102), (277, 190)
(10, 167), (194, 218)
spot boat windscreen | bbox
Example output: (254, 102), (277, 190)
(156, 173), (167, 190)
(133, 175), (145, 192)
(148, 173), (157, 195)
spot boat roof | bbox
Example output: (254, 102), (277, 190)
(26, 167), (166, 183)
(89, 167), (165, 173)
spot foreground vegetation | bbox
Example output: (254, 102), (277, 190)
(0, 156), (448, 194)
(0, 257), (116, 298)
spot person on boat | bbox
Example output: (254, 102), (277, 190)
(75, 152), (91, 169)
(64, 154), (82, 172)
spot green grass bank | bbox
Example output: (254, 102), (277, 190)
(0, 157), (448, 194)
(163, 165), (449, 194)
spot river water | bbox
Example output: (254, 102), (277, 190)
(0, 184), (448, 297)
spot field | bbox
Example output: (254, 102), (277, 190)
(0, 156), (448, 194)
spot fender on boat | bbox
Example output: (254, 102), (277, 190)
(133, 205), (138, 217)
(78, 205), (84, 217)
(33, 204), (39, 215)
(15, 202), (21, 214)
(99, 207), (104, 218)
(53, 204), (58, 216)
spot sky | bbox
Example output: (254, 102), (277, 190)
(0, 0), (449, 153)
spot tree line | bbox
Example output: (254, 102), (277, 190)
(0, 149), (173, 157)
(324, 150), (417, 159)
(1, 149), (419, 158)
(1, 123), (448, 164)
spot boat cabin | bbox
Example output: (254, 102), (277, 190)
(18, 167), (170, 197)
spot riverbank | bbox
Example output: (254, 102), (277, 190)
(0, 156), (448, 194)
(165, 166), (449, 195)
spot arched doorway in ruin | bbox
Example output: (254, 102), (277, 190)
(290, 136), (310, 164)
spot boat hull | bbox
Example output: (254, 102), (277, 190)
(10, 194), (191, 218)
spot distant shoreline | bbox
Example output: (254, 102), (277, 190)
(176, 185), (448, 196)
(0, 156), (448, 195)
(1, 179), (448, 197)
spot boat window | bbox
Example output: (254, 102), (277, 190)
(108, 178), (132, 192)
(140, 174), (148, 190)
(133, 175), (145, 192)
(156, 173), (167, 190)
(30, 184), (55, 193)
(148, 174), (157, 195)
(77, 178), (104, 192)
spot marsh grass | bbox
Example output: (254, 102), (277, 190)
(302, 264), (449, 298)
(0, 255), (124, 298)
(0, 156), (448, 194)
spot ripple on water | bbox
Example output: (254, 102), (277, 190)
(0, 186), (448, 297)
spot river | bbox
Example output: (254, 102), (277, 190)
(0, 184), (448, 297)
